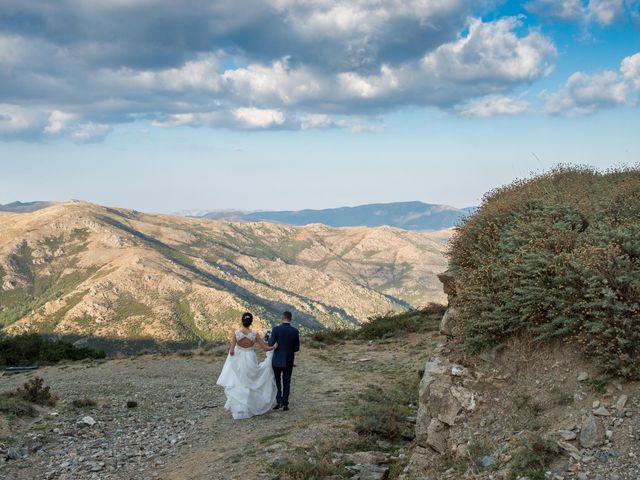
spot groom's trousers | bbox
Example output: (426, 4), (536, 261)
(273, 366), (293, 406)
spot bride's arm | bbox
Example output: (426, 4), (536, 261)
(229, 333), (236, 356)
(256, 335), (277, 352)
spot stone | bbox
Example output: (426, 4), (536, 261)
(426, 381), (460, 426)
(593, 406), (610, 417)
(81, 416), (96, 426)
(450, 385), (475, 412)
(558, 430), (577, 441)
(557, 440), (581, 461)
(265, 443), (284, 452)
(426, 418), (448, 454)
(343, 451), (388, 465)
(479, 455), (496, 468)
(349, 464), (390, 480)
(580, 415), (605, 448)
(437, 270), (456, 297)
(615, 394), (628, 411)
(439, 307), (460, 337)
(6, 447), (27, 460)
(414, 407), (430, 447)
(126, 400), (139, 408)
(577, 372), (589, 382)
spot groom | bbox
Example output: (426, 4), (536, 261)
(269, 311), (300, 411)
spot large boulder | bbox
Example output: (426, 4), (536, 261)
(579, 415), (605, 448)
(439, 307), (463, 337)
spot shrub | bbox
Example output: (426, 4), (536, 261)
(16, 377), (57, 406)
(449, 166), (640, 378)
(355, 304), (444, 341)
(270, 450), (345, 480)
(0, 333), (106, 366)
(353, 385), (413, 440)
(0, 394), (37, 417)
(509, 434), (559, 480)
(71, 397), (97, 408)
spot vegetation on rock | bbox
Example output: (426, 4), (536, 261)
(449, 166), (640, 378)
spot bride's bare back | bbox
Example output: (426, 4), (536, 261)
(231, 328), (275, 352)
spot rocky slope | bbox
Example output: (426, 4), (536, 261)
(0, 202), (448, 343)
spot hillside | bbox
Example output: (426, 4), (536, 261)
(188, 201), (475, 231)
(0, 202), (448, 343)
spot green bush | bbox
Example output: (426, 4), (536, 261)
(449, 166), (640, 378)
(305, 306), (443, 348)
(356, 303), (445, 340)
(352, 383), (415, 440)
(0, 333), (106, 366)
(16, 376), (57, 406)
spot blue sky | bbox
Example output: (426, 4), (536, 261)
(1, 0), (639, 212)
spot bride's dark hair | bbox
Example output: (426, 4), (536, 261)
(241, 312), (253, 328)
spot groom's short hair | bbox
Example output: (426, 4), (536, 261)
(282, 311), (292, 321)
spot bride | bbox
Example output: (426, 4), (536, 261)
(216, 312), (278, 420)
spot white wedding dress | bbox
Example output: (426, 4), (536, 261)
(216, 330), (277, 420)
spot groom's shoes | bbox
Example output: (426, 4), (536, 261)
(282, 405), (289, 411)
(273, 404), (282, 410)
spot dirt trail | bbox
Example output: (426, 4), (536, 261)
(159, 347), (369, 480)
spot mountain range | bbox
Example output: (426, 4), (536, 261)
(181, 201), (475, 231)
(0, 201), (55, 213)
(0, 202), (449, 343)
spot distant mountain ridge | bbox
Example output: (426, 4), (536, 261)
(185, 201), (476, 231)
(0, 201), (55, 213)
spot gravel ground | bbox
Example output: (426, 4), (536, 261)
(0, 336), (436, 480)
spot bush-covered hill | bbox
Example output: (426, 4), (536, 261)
(449, 166), (640, 378)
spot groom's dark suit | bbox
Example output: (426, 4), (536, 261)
(269, 322), (300, 407)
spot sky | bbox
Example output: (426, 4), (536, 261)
(1, 0), (639, 213)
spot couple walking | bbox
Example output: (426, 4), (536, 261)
(216, 311), (300, 420)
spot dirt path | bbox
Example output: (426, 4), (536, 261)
(159, 347), (371, 480)
(0, 334), (439, 480)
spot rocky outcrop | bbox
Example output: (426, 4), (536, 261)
(437, 270), (464, 337)
(413, 345), (476, 458)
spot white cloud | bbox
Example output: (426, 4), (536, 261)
(218, 17), (555, 112)
(300, 114), (331, 129)
(542, 51), (640, 115)
(542, 71), (628, 115)
(233, 107), (286, 128)
(421, 18), (555, 85)
(69, 122), (112, 142)
(0, 3), (560, 139)
(0, 104), (42, 135)
(526, 0), (633, 26)
(587, 0), (625, 25)
(621, 53), (640, 89)
(44, 110), (77, 134)
(525, 0), (585, 21)
(457, 95), (530, 117)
